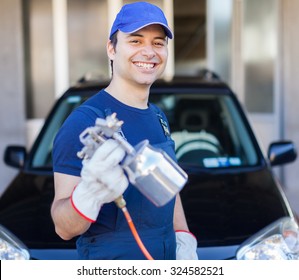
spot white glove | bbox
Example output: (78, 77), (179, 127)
(175, 230), (198, 260)
(71, 139), (129, 222)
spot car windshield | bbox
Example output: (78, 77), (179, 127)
(31, 95), (88, 169)
(31, 90), (258, 169)
(151, 93), (258, 167)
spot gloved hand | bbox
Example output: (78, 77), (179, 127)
(71, 139), (129, 222)
(175, 230), (198, 260)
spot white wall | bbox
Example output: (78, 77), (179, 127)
(281, 0), (299, 214)
(0, 0), (26, 195)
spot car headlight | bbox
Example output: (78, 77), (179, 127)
(0, 225), (30, 260)
(236, 217), (299, 260)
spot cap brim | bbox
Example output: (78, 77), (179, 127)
(120, 22), (173, 39)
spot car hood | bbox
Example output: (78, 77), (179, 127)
(0, 166), (292, 260)
(180, 165), (291, 247)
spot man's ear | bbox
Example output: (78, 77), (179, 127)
(107, 40), (115, 60)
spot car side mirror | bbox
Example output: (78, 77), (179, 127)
(268, 141), (297, 166)
(4, 145), (27, 169)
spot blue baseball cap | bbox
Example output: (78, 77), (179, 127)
(109, 2), (173, 40)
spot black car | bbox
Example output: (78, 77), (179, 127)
(0, 75), (297, 260)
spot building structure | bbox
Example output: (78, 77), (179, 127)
(1, 0), (298, 213)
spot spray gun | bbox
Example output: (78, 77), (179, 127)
(76, 113), (188, 260)
(77, 112), (188, 207)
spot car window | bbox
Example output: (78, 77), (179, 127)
(30, 90), (258, 169)
(150, 93), (258, 167)
(31, 95), (87, 168)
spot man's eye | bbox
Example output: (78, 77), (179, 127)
(154, 41), (165, 47)
(130, 40), (140, 44)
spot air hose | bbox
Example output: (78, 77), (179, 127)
(114, 196), (154, 260)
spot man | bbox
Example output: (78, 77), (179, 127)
(51, 1), (197, 260)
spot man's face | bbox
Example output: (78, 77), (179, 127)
(108, 24), (168, 87)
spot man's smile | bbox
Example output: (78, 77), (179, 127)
(133, 62), (156, 69)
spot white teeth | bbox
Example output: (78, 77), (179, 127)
(135, 62), (154, 69)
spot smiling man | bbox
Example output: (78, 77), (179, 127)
(51, 1), (197, 260)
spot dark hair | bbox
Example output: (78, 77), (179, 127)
(109, 32), (118, 76)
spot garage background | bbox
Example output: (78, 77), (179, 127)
(1, 0), (299, 214)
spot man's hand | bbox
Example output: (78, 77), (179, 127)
(175, 230), (198, 260)
(71, 139), (129, 222)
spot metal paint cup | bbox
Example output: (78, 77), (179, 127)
(123, 140), (188, 207)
